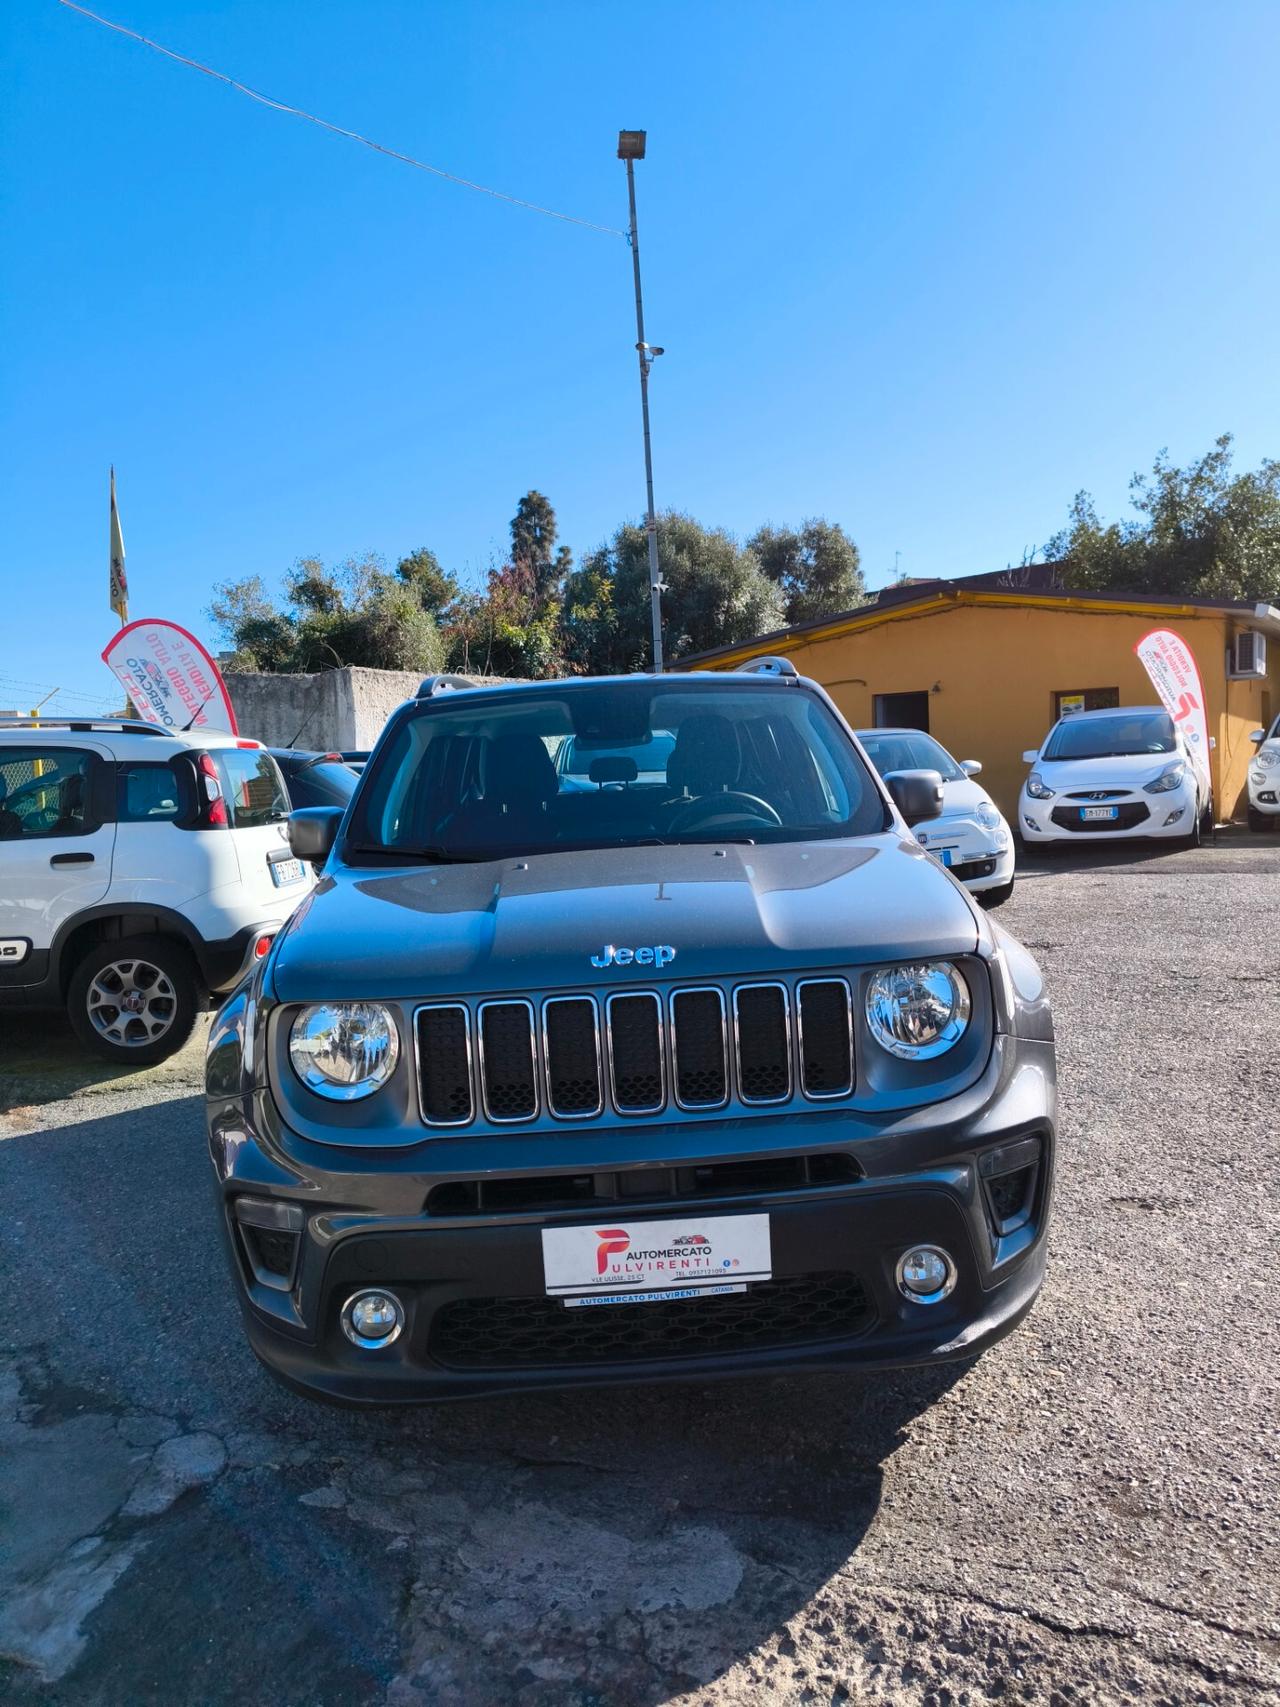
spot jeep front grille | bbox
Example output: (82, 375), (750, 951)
(414, 976), (856, 1129)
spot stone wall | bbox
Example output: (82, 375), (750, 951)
(224, 668), (518, 751)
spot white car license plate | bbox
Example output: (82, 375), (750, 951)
(1080, 806), (1119, 822)
(270, 856), (305, 887)
(542, 1213), (772, 1301)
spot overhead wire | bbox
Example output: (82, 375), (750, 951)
(53, 0), (627, 239)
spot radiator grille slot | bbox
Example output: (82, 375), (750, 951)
(416, 1004), (473, 1125)
(671, 987), (729, 1108)
(797, 979), (854, 1098)
(478, 1001), (538, 1121)
(543, 997), (602, 1117)
(607, 992), (665, 1113)
(734, 983), (791, 1102)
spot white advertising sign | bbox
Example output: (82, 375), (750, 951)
(542, 1213), (772, 1299)
(1133, 628), (1211, 801)
(102, 619), (239, 736)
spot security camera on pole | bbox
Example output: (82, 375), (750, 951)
(617, 129), (666, 673)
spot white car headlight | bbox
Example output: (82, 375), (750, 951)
(1143, 760), (1187, 794)
(975, 801), (1002, 830)
(1256, 748), (1280, 769)
(290, 1002), (400, 1100)
(865, 962), (971, 1060)
(1025, 773), (1054, 800)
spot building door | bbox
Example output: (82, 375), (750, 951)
(873, 691), (930, 731)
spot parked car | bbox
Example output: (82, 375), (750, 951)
(0, 718), (310, 1062)
(269, 749), (360, 813)
(207, 659), (1056, 1406)
(339, 750), (370, 772)
(855, 728), (1014, 906)
(1247, 714), (1280, 831)
(1018, 705), (1209, 847)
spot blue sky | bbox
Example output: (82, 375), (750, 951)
(3, 0), (1278, 712)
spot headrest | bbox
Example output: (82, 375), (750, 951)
(667, 713), (740, 796)
(589, 755), (638, 785)
(483, 733), (559, 808)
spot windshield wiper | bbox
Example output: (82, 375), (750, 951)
(344, 842), (480, 864)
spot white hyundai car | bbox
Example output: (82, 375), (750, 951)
(1247, 713), (1280, 831)
(856, 727), (1015, 905)
(1018, 705), (1209, 847)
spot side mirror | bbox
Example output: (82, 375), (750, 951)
(960, 759), (982, 777)
(1021, 750), (1039, 765)
(884, 768), (944, 826)
(288, 806), (343, 865)
(1250, 729), (1266, 745)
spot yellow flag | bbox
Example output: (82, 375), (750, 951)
(109, 466), (129, 622)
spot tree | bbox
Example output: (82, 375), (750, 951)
(562, 511), (786, 674)
(1046, 435), (1280, 600)
(748, 519), (866, 625)
(396, 547), (461, 620)
(510, 491), (571, 608)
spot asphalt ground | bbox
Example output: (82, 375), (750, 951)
(1, 835), (1278, 1705)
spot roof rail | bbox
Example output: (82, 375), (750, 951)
(733, 656), (797, 679)
(414, 674), (482, 699)
(0, 715), (170, 736)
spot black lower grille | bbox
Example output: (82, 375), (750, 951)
(797, 979), (853, 1096)
(1050, 802), (1150, 833)
(949, 856), (997, 880)
(429, 1272), (873, 1368)
(672, 988), (728, 1106)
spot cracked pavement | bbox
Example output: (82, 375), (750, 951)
(1, 841), (1278, 1704)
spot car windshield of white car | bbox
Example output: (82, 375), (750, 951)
(347, 680), (888, 862)
(858, 732), (965, 782)
(1042, 712), (1176, 762)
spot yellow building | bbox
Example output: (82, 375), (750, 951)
(682, 572), (1280, 822)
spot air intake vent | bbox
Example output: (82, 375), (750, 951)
(607, 992), (665, 1113)
(671, 988), (728, 1108)
(543, 997), (602, 1117)
(797, 979), (854, 1098)
(734, 983), (791, 1102)
(416, 1004), (473, 1125)
(478, 1001), (538, 1121)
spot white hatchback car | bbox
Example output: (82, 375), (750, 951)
(1018, 705), (1208, 848)
(0, 717), (313, 1061)
(855, 727), (1015, 905)
(1247, 713), (1280, 831)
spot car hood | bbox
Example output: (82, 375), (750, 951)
(270, 836), (983, 1002)
(1026, 752), (1178, 791)
(935, 777), (1002, 821)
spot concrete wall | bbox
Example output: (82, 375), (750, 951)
(224, 668), (519, 752)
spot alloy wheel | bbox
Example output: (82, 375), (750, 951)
(85, 958), (178, 1048)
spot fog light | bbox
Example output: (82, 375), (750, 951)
(1022, 815), (1037, 831)
(896, 1245), (956, 1304)
(1163, 808), (1185, 825)
(341, 1289), (405, 1349)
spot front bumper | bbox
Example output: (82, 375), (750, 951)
(1019, 780), (1197, 842)
(207, 1034), (1055, 1404)
(916, 823), (1014, 893)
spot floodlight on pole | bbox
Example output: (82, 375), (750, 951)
(618, 128), (664, 672)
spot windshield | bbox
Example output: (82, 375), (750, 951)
(348, 680), (886, 862)
(1042, 711), (1176, 761)
(857, 731), (965, 783)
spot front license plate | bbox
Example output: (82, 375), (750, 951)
(269, 856), (305, 886)
(542, 1214), (772, 1299)
(1080, 807), (1119, 822)
(938, 847), (957, 867)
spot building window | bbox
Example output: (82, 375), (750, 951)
(873, 690), (930, 732)
(1054, 687), (1119, 719)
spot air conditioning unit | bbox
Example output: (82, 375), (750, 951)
(1230, 630), (1267, 678)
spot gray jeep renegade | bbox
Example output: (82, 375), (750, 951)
(205, 662), (1055, 1404)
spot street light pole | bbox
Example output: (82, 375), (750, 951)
(618, 129), (664, 673)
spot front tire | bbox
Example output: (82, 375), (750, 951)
(67, 936), (202, 1064)
(1249, 807), (1272, 834)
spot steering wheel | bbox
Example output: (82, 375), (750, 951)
(666, 791), (783, 834)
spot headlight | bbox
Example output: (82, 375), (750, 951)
(1143, 761), (1187, 794)
(865, 962), (971, 1060)
(289, 1002), (400, 1100)
(1256, 748), (1280, 769)
(1025, 773), (1054, 800)
(975, 801), (1002, 830)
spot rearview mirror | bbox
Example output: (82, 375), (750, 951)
(1021, 750), (1039, 765)
(884, 768), (944, 826)
(1250, 728), (1266, 745)
(288, 806), (343, 865)
(961, 759), (982, 777)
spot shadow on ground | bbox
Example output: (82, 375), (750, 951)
(0, 1011), (208, 1112)
(0, 1095), (963, 1704)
